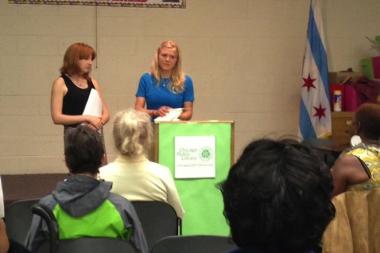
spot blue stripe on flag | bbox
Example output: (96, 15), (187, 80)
(307, 5), (330, 100)
(300, 99), (316, 139)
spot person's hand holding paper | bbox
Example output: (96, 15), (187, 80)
(82, 89), (103, 129)
(154, 108), (183, 122)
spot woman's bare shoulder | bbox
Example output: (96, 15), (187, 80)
(333, 154), (369, 184)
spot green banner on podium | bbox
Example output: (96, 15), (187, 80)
(155, 121), (234, 235)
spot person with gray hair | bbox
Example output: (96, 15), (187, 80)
(99, 108), (184, 218)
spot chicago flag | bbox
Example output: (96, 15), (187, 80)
(299, 0), (331, 140)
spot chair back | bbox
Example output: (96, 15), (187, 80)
(132, 201), (180, 249)
(5, 198), (39, 246)
(322, 189), (380, 253)
(31, 204), (59, 253)
(57, 238), (136, 253)
(151, 235), (236, 253)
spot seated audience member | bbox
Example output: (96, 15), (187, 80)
(323, 103), (380, 253)
(99, 108), (184, 218)
(220, 139), (335, 253)
(0, 219), (9, 253)
(25, 125), (148, 253)
(331, 103), (380, 197)
(0, 176), (9, 253)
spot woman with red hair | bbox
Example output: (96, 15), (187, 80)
(51, 42), (109, 132)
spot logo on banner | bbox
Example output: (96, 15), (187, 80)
(200, 147), (212, 161)
(174, 136), (216, 179)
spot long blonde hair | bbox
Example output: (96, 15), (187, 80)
(113, 109), (152, 158)
(150, 40), (185, 93)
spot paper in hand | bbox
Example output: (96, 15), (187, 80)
(154, 108), (183, 122)
(82, 88), (102, 117)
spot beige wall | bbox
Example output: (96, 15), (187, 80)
(0, 0), (379, 174)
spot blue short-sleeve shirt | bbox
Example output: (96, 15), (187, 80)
(135, 73), (194, 110)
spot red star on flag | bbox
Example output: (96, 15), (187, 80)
(302, 74), (316, 92)
(313, 104), (326, 120)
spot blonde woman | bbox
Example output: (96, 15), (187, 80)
(99, 109), (184, 218)
(135, 40), (194, 120)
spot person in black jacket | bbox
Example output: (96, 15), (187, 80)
(220, 138), (335, 253)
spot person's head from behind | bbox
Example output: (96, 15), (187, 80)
(113, 108), (152, 158)
(353, 103), (380, 141)
(60, 42), (96, 78)
(220, 138), (335, 253)
(64, 125), (104, 175)
(151, 40), (185, 92)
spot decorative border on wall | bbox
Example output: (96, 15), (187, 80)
(8, 0), (186, 8)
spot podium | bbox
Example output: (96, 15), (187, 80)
(153, 121), (234, 235)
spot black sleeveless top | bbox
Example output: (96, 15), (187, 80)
(62, 74), (95, 116)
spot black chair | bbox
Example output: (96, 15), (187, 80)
(56, 238), (137, 253)
(132, 201), (181, 249)
(31, 204), (137, 253)
(5, 198), (39, 247)
(150, 235), (237, 253)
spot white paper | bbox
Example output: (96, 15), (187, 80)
(175, 136), (216, 179)
(0, 177), (4, 217)
(82, 88), (102, 117)
(154, 108), (183, 122)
